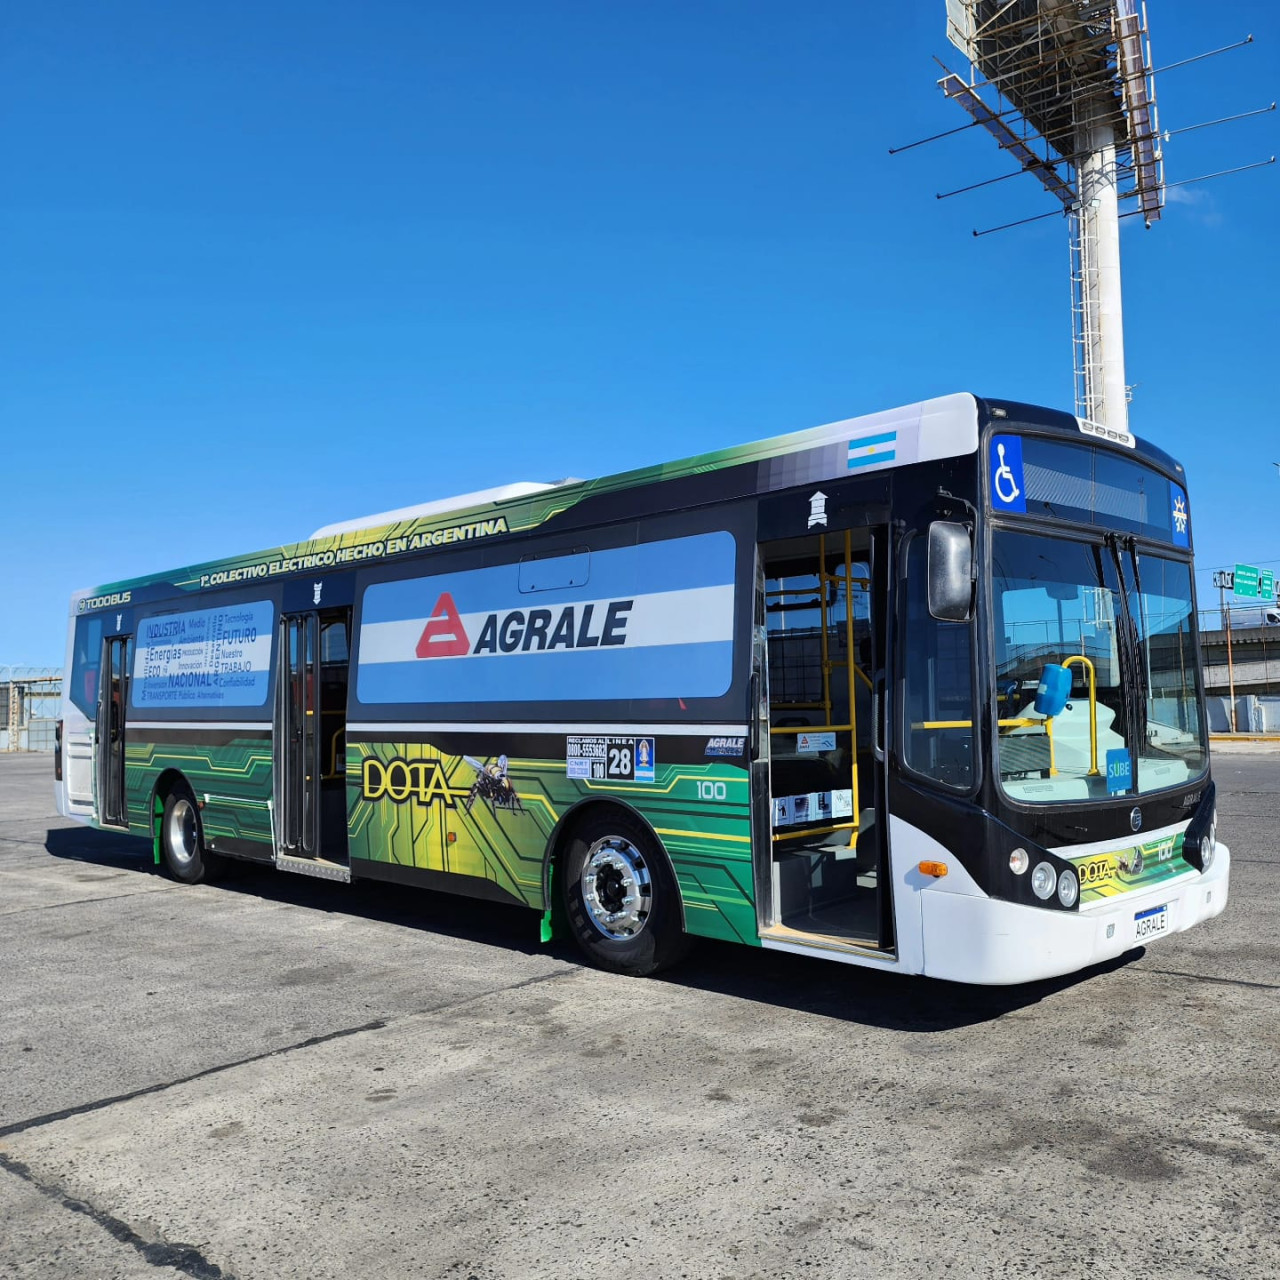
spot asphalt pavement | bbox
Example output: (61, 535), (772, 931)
(1, 750), (1277, 1280)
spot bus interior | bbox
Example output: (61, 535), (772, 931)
(760, 529), (886, 950)
(275, 608), (352, 866)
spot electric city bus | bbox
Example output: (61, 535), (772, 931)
(55, 393), (1228, 984)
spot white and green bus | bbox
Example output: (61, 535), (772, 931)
(56, 392), (1227, 983)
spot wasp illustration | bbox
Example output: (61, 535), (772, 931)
(463, 754), (526, 816)
(1117, 848), (1145, 877)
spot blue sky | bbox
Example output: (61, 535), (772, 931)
(2, 1), (1276, 665)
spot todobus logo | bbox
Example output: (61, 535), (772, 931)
(361, 756), (467, 807)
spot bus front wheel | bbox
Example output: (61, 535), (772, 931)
(560, 812), (690, 976)
(160, 785), (224, 885)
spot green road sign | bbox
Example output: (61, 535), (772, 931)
(1234, 564), (1260, 598)
(1261, 569), (1275, 600)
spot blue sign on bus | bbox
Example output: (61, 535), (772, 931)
(356, 531), (737, 705)
(990, 434), (1027, 512)
(1105, 748), (1132, 795)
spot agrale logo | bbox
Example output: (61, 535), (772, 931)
(415, 591), (634, 659)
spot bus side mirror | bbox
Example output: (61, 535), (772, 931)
(927, 521), (973, 622)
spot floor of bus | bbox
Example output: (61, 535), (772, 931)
(773, 837), (882, 945)
(778, 874), (879, 943)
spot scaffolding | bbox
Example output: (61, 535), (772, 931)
(0, 667), (63, 752)
(940, 1), (1164, 432)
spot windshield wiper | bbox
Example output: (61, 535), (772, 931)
(1105, 532), (1145, 773)
(1124, 536), (1150, 749)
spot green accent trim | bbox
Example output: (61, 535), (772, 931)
(539, 854), (565, 944)
(346, 740), (757, 944)
(126, 738), (274, 847)
(152, 792), (163, 865)
(1068, 831), (1193, 904)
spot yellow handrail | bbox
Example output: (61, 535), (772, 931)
(916, 717), (1056, 775)
(919, 651), (1099, 782)
(767, 531), (865, 839)
(1061, 654), (1100, 775)
(916, 718), (1044, 730)
(773, 820), (857, 843)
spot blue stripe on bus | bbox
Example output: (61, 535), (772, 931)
(356, 640), (735, 704)
(361, 531), (737, 626)
(848, 449), (896, 469)
(847, 431), (897, 452)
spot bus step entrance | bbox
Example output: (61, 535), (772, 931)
(276, 852), (352, 884)
(771, 829), (880, 947)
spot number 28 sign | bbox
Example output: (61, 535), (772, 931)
(565, 736), (657, 784)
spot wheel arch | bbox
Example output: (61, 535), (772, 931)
(149, 768), (193, 866)
(541, 796), (688, 933)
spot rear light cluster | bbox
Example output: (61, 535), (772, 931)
(54, 720), (63, 782)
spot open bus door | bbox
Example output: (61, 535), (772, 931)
(94, 634), (131, 828)
(755, 522), (894, 955)
(273, 606), (352, 879)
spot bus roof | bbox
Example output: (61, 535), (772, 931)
(74, 392), (981, 608)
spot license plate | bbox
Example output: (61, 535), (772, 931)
(1134, 904), (1169, 940)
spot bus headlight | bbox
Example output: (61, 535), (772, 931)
(1031, 861), (1058, 900)
(1009, 848), (1030, 875)
(1057, 869), (1079, 909)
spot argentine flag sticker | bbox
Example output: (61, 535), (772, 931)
(847, 431), (897, 470)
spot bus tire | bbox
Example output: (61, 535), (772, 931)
(160, 785), (224, 885)
(560, 811), (691, 976)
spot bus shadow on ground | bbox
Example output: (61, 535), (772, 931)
(42, 825), (550, 959)
(43, 826), (1143, 1032)
(662, 940), (1143, 1032)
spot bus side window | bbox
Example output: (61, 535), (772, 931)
(902, 534), (975, 790)
(69, 615), (104, 719)
(320, 619), (349, 664)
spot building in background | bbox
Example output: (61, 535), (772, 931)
(1, 667), (62, 752)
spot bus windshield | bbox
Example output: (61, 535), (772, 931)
(991, 529), (1207, 804)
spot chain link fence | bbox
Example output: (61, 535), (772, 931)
(0, 666), (63, 752)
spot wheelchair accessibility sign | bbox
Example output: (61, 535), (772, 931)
(990, 434), (1026, 513)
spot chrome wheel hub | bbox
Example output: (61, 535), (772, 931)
(165, 798), (199, 867)
(580, 836), (652, 940)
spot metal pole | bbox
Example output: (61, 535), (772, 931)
(1076, 107), (1128, 433)
(1223, 584), (1237, 733)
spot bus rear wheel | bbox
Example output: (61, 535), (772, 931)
(560, 812), (690, 976)
(160, 785), (224, 884)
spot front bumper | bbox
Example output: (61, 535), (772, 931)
(919, 842), (1231, 985)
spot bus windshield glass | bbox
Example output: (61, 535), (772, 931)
(991, 530), (1207, 804)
